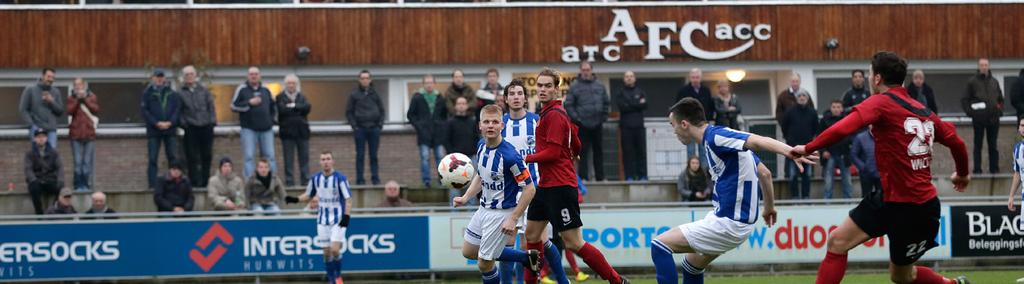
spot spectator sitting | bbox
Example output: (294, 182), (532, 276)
(445, 69), (478, 118)
(67, 77), (100, 192)
(376, 180), (413, 207)
(446, 96), (480, 158)
(207, 157), (245, 211)
(45, 188), (77, 215)
(246, 158), (286, 214)
(26, 128), (63, 215)
(677, 156), (710, 201)
(154, 162), (194, 213)
(85, 191), (117, 218)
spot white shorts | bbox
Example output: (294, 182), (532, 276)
(315, 224), (347, 249)
(465, 208), (516, 260)
(677, 211), (753, 255)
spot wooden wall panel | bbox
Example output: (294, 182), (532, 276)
(1, 4), (1023, 68)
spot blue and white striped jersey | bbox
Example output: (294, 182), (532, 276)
(703, 125), (763, 224)
(475, 140), (533, 209)
(1014, 142), (1024, 201)
(502, 112), (540, 185)
(305, 170), (352, 226)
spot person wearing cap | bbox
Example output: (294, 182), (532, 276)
(45, 188), (77, 215)
(67, 77), (100, 192)
(179, 65), (217, 188)
(141, 68), (182, 190)
(231, 66), (277, 179)
(19, 68), (64, 149)
(153, 162), (194, 213)
(207, 157), (245, 211)
(25, 128), (64, 215)
(780, 90), (819, 199)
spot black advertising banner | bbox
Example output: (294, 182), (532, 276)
(950, 205), (1024, 257)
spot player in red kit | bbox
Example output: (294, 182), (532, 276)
(792, 52), (971, 284)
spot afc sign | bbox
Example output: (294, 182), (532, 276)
(561, 9), (772, 62)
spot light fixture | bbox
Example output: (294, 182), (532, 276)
(725, 69), (746, 83)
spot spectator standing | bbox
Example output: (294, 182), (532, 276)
(141, 69), (182, 190)
(677, 156), (710, 201)
(153, 162), (194, 213)
(481, 68), (504, 108)
(850, 127), (880, 197)
(445, 69), (478, 118)
(45, 188), (77, 215)
(408, 74), (448, 188)
(67, 78), (99, 192)
(962, 58), (1004, 174)
(247, 158), (286, 214)
(446, 97), (480, 157)
(841, 70), (871, 113)
(19, 68), (64, 149)
(566, 62), (610, 181)
(231, 66), (277, 179)
(1011, 69), (1024, 120)
(713, 80), (742, 129)
(25, 128), (63, 215)
(775, 72), (814, 123)
(85, 191), (117, 216)
(207, 157), (245, 211)
(907, 70), (938, 114)
(277, 74), (312, 186)
(781, 92), (818, 199)
(675, 68), (713, 165)
(819, 100), (853, 199)
(614, 70), (648, 181)
(179, 65), (217, 187)
(376, 180), (414, 207)
(346, 70), (385, 185)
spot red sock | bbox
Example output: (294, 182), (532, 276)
(564, 248), (580, 274)
(815, 251), (848, 284)
(912, 266), (954, 284)
(575, 242), (621, 283)
(525, 241), (543, 284)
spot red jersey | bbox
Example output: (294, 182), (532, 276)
(525, 100), (578, 188)
(806, 87), (968, 203)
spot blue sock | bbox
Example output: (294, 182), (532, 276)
(680, 256), (705, 284)
(334, 256), (343, 280)
(482, 267), (501, 284)
(497, 246), (528, 262)
(514, 260), (524, 284)
(324, 259), (336, 280)
(544, 241), (571, 284)
(499, 247), (516, 284)
(652, 240), (678, 284)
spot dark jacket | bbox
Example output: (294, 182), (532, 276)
(841, 86), (871, 112)
(851, 130), (878, 180)
(614, 84), (647, 129)
(713, 94), (742, 129)
(231, 81), (276, 131)
(780, 104), (819, 146)
(480, 83), (503, 107)
(346, 85), (385, 129)
(245, 173), (286, 206)
(407, 89), (448, 147)
(24, 144), (63, 188)
(446, 114), (479, 156)
(154, 175), (194, 212)
(907, 83), (939, 114)
(775, 88), (814, 123)
(275, 91), (311, 139)
(179, 83), (217, 128)
(677, 168), (710, 201)
(566, 74), (610, 129)
(66, 91), (100, 141)
(445, 84), (478, 118)
(140, 83), (182, 137)
(45, 201), (77, 215)
(19, 81), (65, 131)
(819, 110), (851, 154)
(676, 84), (715, 121)
(962, 71), (1004, 124)
(85, 207), (118, 220)
(1010, 69), (1024, 118)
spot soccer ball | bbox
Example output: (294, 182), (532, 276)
(438, 153), (476, 189)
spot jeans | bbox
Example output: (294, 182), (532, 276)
(71, 139), (95, 191)
(183, 125), (214, 187)
(419, 144), (446, 185)
(578, 125), (604, 181)
(787, 159), (811, 199)
(29, 126), (57, 149)
(620, 126), (647, 180)
(28, 181), (61, 215)
(822, 153), (853, 199)
(148, 134), (178, 189)
(240, 128), (276, 179)
(282, 137), (310, 186)
(972, 121), (1000, 173)
(250, 203), (281, 215)
(354, 127), (381, 184)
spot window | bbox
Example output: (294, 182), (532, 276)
(0, 87), (27, 126)
(608, 78), (772, 117)
(90, 82), (148, 124)
(210, 79), (389, 124)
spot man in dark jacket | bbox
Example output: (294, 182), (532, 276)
(480, 68), (503, 108)
(775, 72), (814, 123)
(408, 74), (448, 188)
(276, 74), (312, 186)
(445, 69), (478, 118)
(850, 127), (879, 197)
(1011, 69), (1024, 120)
(179, 65), (217, 187)
(85, 191), (118, 217)
(46, 188), (77, 215)
(19, 68), (64, 149)
(67, 77), (99, 192)
(232, 66), (277, 179)
(346, 70), (385, 185)
(446, 97), (479, 158)
(961, 58), (1004, 174)
(25, 128), (63, 215)
(841, 69), (870, 113)
(907, 69), (939, 114)
(154, 162), (194, 212)
(675, 68), (713, 166)
(819, 100), (853, 199)
(781, 92), (818, 199)
(141, 69), (182, 189)
(614, 70), (648, 181)
(566, 62), (610, 181)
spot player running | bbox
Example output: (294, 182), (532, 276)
(298, 151), (352, 284)
(454, 104), (543, 284)
(500, 79), (540, 284)
(792, 51), (971, 284)
(651, 97), (814, 284)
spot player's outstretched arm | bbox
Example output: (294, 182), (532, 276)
(933, 120), (971, 191)
(744, 134), (819, 172)
(756, 163), (777, 227)
(453, 175), (483, 208)
(1010, 172), (1020, 212)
